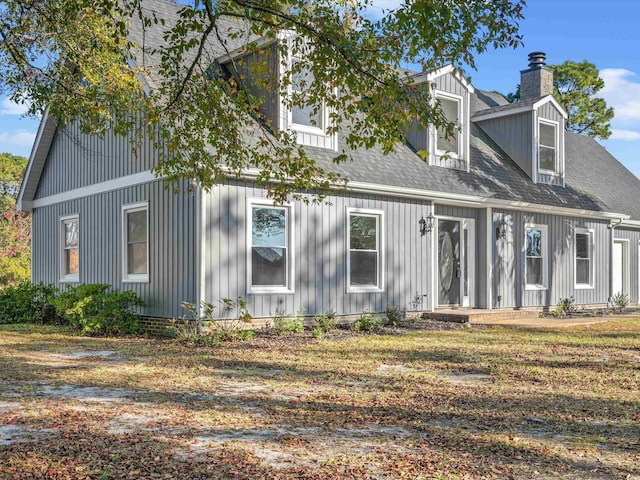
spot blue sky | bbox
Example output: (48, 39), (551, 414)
(1, 0), (640, 176)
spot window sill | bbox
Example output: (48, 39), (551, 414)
(60, 276), (79, 284)
(249, 286), (294, 295)
(538, 169), (558, 176)
(574, 284), (595, 290)
(122, 276), (150, 284)
(347, 287), (384, 294)
(290, 123), (327, 136)
(525, 285), (547, 291)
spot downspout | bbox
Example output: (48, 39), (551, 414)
(608, 218), (623, 304)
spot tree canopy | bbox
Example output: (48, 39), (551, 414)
(0, 153), (30, 286)
(505, 60), (614, 140)
(550, 60), (614, 139)
(0, 0), (525, 201)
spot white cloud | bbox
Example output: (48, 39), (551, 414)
(609, 129), (640, 141)
(0, 97), (32, 116)
(599, 68), (640, 122)
(0, 130), (36, 147)
(365, 0), (403, 19)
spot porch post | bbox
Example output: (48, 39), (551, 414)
(486, 207), (493, 309)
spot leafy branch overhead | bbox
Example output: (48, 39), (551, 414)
(0, 0), (525, 201)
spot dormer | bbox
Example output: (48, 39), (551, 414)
(472, 52), (567, 186)
(404, 65), (474, 172)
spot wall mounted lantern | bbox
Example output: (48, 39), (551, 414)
(419, 212), (435, 236)
(496, 218), (508, 239)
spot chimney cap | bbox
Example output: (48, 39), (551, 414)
(528, 51), (547, 68)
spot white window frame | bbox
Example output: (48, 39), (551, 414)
(538, 118), (559, 175)
(434, 90), (464, 160)
(346, 207), (385, 293)
(60, 214), (80, 283)
(574, 227), (595, 289)
(122, 202), (150, 283)
(246, 198), (295, 294)
(524, 223), (548, 291)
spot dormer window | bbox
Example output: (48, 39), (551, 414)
(436, 94), (462, 156)
(290, 58), (324, 131)
(538, 119), (558, 174)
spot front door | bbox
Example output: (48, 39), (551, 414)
(612, 240), (627, 296)
(438, 219), (461, 306)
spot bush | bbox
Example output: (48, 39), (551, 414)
(313, 310), (337, 333)
(611, 292), (630, 314)
(271, 307), (306, 335)
(176, 297), (254, 344)
(0, 282), (59, 324)
(385, 304), (405, 326)
(354, 310), (382, 333)
(53, 284), (144, 335)
(552, 296), (576, 318)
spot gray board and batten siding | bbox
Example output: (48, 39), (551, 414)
(492, 209), (611, 309)
(475, 111), (533, 179)
(32, 179), (199, 319)
(202, 180), (433, 318)
(34, 120), (161, 199)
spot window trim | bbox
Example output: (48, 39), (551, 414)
(524, 223), (548, 291)
(574, 227), (595, 289)
(59, 214), (80, 283)
(434, 90), (464, 160)
(246, 198), (295, 294)
(538, 118), (559, 175)
(122, 202), (150, 284)
(346, 207), (385, 293)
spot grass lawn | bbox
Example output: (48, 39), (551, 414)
(0, 320), (638, 479)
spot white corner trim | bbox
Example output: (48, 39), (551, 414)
(32, 171), (161, 209)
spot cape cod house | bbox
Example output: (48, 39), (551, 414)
(17, 0), (640, 325)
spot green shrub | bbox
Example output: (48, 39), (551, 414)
(53, 284), (144, 335)
(272, 307), (306, 335)
(552, 296), (576, 318)
(313, 310), (337, 333)
(611, 292), (630, 314)
(385, 304), (405, 326)
(0, 282), (59, 324)
(311, 326), (323, 338)
(354, 310), (382, 333)
(176, 297), (254, 344)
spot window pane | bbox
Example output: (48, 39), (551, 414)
(128, 243), (148, 275)
(539, 146), (556, 171)
(526, 257), (542, 285)
(576, 258), (590, 285)
(65, 248), (79, 275)
(350, 251), (377, 286)
(350, 215), (377, 250)
(526, 229), (542, 257)
(540, 123), (555, 147)
(291, 61), (322, 128)
(252, 207), (286, 247)
(127, 211), (147, 243)
(252, 247), (286, 286)
(576, 233), (589, 259)
(65, 220), (78, 248)
(437, 97), (460, 153)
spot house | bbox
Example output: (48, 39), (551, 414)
(17, 0), (640, 327)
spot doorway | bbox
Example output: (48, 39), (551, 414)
(436, 217), (475, 308)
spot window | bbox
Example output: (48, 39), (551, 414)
(290, 58), (324, 131)
(525, 224), (547, 289)
(248, 200), (293, 293)
(538, 120), (557, 173)
(122, 203), (149, 282)
(575, 229), (593, 288)
(60, 215), (79, 282)
(436, 93), (462, 156)
(347, 208), (384, 292)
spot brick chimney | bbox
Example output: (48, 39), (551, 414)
(520, 52), (554, 100)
